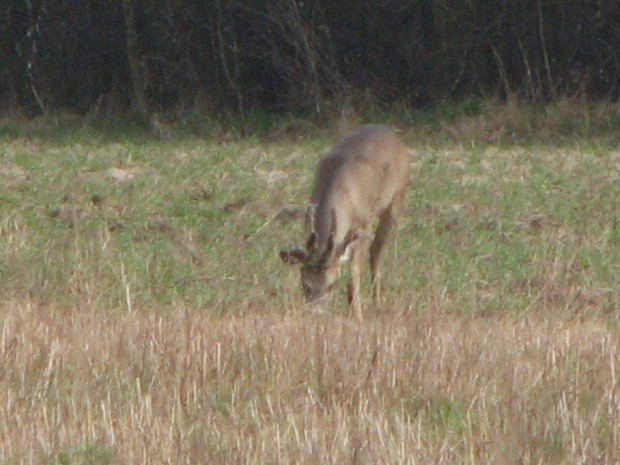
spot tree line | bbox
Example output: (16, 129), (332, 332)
(1, 0), (618, 118)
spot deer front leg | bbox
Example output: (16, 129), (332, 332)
(370, 209), (397, 306)
(347, 239), (366, 320)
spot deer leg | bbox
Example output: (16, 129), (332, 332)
(370, 208), (397, 305)
(347, 239), (366, 320)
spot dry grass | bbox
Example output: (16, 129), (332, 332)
(2, 299), (619, 464)
(412, 97), (620, 146)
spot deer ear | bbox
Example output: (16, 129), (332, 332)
(280, 249), (307, 265)
(325, 231), (335, 256)
(305, 206), (316, 233)
(323, 208), (337, 256)
(305, 232), (317, 252)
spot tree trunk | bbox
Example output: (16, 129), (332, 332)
(121, 0), (148, 119)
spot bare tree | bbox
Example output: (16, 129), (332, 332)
(233, 0), (345, 115)
(121, 0), (148, 119)
(1, 0), (618, 115)
(18, 0), (47, 113)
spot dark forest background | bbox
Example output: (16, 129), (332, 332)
(1, 0), (619, 119)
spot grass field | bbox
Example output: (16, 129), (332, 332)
(1, 102), (620, 464)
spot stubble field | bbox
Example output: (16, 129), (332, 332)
(1, 103), (620, 464)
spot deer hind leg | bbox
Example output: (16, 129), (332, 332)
(369, 207), (397, 305)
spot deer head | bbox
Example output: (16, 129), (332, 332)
(280, 208), (358, 303)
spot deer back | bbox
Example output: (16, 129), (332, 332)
(309, 125), (410, 249)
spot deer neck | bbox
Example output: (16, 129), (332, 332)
(313, 195), (350, 249)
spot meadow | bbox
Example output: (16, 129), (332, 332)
(1, 100), (620, 464)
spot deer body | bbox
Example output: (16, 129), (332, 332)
(281, 125), (410, 319)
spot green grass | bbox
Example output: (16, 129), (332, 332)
(2, 107), (620, 316)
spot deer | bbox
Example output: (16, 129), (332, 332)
(280, 125), (410, 319)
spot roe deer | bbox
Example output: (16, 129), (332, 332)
(280, 125), (410, 319)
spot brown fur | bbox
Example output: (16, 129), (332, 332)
(281, 125), (410, 319)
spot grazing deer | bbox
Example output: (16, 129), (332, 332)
(280, 125), (410, 319)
